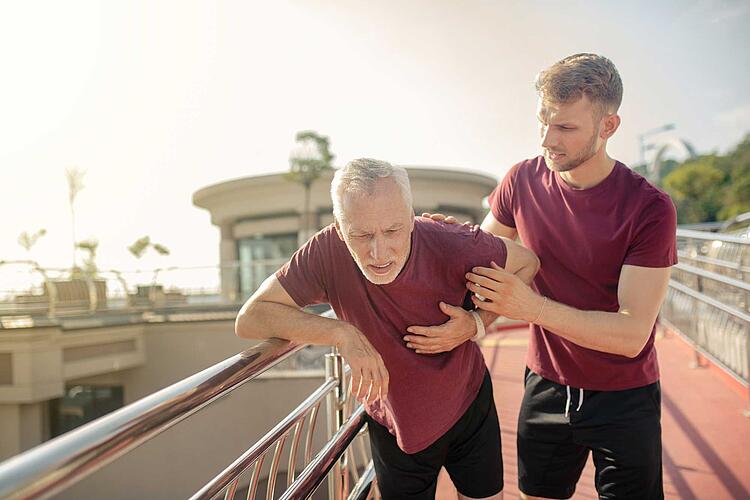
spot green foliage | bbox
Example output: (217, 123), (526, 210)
(75, 239), (99, 277)
(18, 228), (47, 252)
(128, 236), (170, 259)
(151, 243), (170, 256)
(65, 167), (85, 206)
(285, 130), (335, 187)
(718, 134), (750, 220)
(128, 236), (151, 258)
(662, 133), (750, 223)
(655, 159), (680, 186)
(663, 157), (726, 223)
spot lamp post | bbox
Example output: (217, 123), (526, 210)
(638, 123), (675, 166)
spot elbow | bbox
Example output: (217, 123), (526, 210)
(234, 302), (258, 339)
(530, 253), (541, 278)
(623, 328), (652, 358)
(622, 346), (642, 359)
(234, 313), (247, 339)
(520, 249), (541, 283)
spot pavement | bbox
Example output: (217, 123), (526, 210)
(434, 325), (750, 500)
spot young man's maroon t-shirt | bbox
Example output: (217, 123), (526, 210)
(489, 156), (677, 391)
(276, 218), (507, 453)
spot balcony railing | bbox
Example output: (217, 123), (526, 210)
(0, 260), (287, 320)
(0, 333), (376, 500)
(661, 229), (750, 408)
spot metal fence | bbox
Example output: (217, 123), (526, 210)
(0, 259), (287, 319)
(0, 338), (376, 500)
(661, 229), (750, 402)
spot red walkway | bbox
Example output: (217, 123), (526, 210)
(435, 325), (750, 499)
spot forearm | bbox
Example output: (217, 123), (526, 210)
(477, 308), (499, 329)
(534, 298), (652, 358)
(235, 300), (349, 347)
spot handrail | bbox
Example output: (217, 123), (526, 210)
(347, 463), (376, 500)
(673, 262), (750, 292)
(676, 228), (750, 245)
(190, 377), (338, 499)
(280, 405), (367, 500)
(0, 338), (303, 500)
(668, 280), (750, 324)
(677, 251), (750, 274)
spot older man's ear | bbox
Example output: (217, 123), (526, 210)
(334, 219), (345, 241)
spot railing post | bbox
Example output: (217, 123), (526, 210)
(691, 274), (707, 369)
(325, 348), (349, 500)
(745, 322), (750, 418)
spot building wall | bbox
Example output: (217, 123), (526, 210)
(0, 319), (330, 499)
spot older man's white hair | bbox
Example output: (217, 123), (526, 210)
(331, 158), (413, 222)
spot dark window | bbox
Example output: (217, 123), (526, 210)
(49, 385), (124, 437)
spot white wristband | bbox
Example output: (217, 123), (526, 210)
(470, 311), (486, 341)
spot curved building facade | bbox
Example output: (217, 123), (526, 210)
(193, 166), (498, 300)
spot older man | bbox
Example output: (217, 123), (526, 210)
(235, 158), (539, 500)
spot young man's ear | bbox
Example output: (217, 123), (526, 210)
(600, 113), (621, 140)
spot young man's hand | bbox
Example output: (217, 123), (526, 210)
(335, 327), (390, 403)
(421, 212), (471, 225)
(466, 262), (543, 322)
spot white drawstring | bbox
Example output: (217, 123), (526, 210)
(564, 386), (585, 418)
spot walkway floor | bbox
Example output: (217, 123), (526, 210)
(435, 325), (750, 500)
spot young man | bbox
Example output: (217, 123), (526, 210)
(406, 54), (677, 499)
(235, 158), (539, 500)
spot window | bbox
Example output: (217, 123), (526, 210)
(49, 385), (124, 437)
(238, 233), (298, 299)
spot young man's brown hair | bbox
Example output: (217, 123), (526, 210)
(535, 53), (623, 118)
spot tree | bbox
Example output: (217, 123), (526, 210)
(75, 239), (99, 278)
(65, 167), (86, 268)
(286, 131), (335, 244)
(663, 157), (726, 223)
(662, 132), (750, 224)
(128, 236), (170, 259)
(18, 228), (46, 253)
(718, 133), (750, 220)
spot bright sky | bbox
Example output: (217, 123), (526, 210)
(1, 0), (749, 279)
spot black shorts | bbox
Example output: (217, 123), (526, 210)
(366, 370), (503, 499)
(518, 368), (663, 499)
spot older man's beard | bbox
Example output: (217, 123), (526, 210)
(545, 132), (599, 173)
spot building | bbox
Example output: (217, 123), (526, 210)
(193, 167), (497, 301)
(0, 165), (498, 499)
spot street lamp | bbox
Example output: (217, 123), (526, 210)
(638, 123), (675, 166)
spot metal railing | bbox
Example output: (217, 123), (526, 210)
(0, 337), (375, 500)
(661, 228), (750, 410)
(0, 260), (288, 320)
(191, 353), (376, 500)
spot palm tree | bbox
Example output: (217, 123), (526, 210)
(286, 131), (335, 244)
(18, 228), (46, 253)
(65, 167), (86, 268)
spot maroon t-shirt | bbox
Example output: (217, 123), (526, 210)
(276, 218), (507, 452)
(489, 156), (677, 390)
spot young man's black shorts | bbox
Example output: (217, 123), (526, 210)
(518, 368), (663, 499)
(366, 369), (503, 499)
